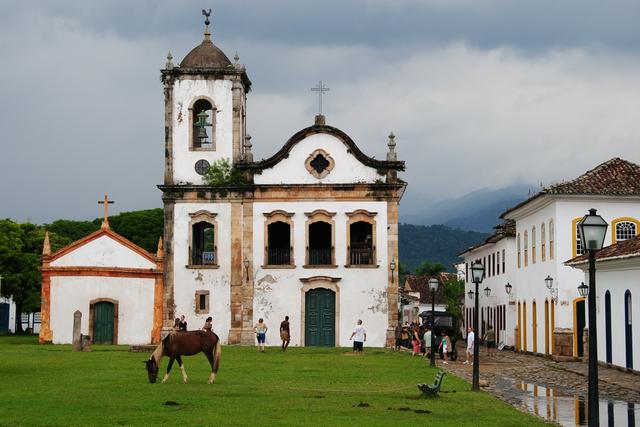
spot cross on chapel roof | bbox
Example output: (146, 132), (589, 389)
(98, 194), (114, 229)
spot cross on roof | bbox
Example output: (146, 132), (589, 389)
(98, 194), (114, 229)
(310, 80), (330, 116)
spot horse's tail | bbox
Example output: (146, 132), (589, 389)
(212, 334), (221, 373)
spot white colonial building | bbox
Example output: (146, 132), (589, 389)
(158, 20), (405, 347)
(461, 158), (640, 361)
(567, 235), (640, 370)
(39, 218), (164, 345)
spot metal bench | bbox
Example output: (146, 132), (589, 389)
(417, 371), (446, 397)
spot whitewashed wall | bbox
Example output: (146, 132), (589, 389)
(252, 200), (389, 347)
(172, 79), (234, 184)
(172, 202), (232, 343)
(254, 133), (384, 185)
(49, 276), (155, 345)
(50, 235), (156, 269)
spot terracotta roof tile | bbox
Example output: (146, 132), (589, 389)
(403, 273), (456, 305)
(566, 234), (640, 265)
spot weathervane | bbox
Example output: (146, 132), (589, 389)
(202, 9), (212, 39)
(311, 81), (330, 116)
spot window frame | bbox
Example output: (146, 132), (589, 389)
(345, 210), (378, 267)
(189, 96), (217, 151)
(532, 226), (536, 264)
(304, 209), (336, 268)
(611, 217), (640, 244)
(263, 210), (295, 268)
(549, 219), (554, 260)
(517, 233), (521, 268)
(541, 222), (546, 262)
(188, 210), (219, 268)
(572, 217), (585, 258)
(195, 290), (210, 314)
(524, 230), (528, 267)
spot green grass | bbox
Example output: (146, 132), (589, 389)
(0, 336), (544, 426)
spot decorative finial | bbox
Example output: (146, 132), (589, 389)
(156, 236), (164, 259)
(243, 134), (253, 162)
(202, 9), (212, 41)
(42, 231), (51, 256)
(386, 132), (397, 161)
(165, 51), (174, 70)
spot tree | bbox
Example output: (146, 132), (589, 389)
(108, 209), (163, 253)
(415, 260), (447, 276)
(443, 278), (465, 320)
(0, 219), (68, 333)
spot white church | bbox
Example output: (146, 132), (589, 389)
(41, 15), (405, 347)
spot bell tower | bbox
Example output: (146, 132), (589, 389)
(160, 10), (251, 185)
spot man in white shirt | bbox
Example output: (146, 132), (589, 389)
(349, 319), (367, 354)
(464, 327), (474, 365)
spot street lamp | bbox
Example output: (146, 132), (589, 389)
(468, 290), (474, 299)
(505, 282), (512, 295)
(483, 286), (491, 297)
(428, 277), (439, 367)
(390, 258), (396, 284)
(545, 275), (553, 290)
(578, 208), (608, 427)
(578, 282), (589, 298)
(470, 261), (485, 392)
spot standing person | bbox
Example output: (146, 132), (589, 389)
(279, 315), (290, 351)
(179, 315), (187, 331)
(411, 326), (421, 356)
(484, 324), (496, 357)
(394, 322), (403, 351)
(423, 327), (432, 359)
(401, 322), (410, 349)
(254, 318), (268, 352)
(464, 327), (474, 365)
(349, 319), (366, 354)
(202, 316), (213, 333)
(439, 331), (450, 364)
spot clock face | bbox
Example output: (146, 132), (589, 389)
(195, 159), (210, 175)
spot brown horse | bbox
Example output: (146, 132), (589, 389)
(144, 330), (221, 384)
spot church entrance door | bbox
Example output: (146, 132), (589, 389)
(305, 288), (335, 346)
(93, 301), (115, 344)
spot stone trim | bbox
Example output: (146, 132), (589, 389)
(263, 210), (294, 267)
(305, 149), (335, 179)
(164, 78), (174, 185)
(89, 298), (119, 345)
(195, 290), (210, 314)
(188, 210), (219, 267)
(228, 201), (243, 344)
(304, 210), (336, 267)
(386, 201), (399, 347)
(240, 201), (255, 345)
(299, 277), (341, 347)
(188, 96), (217, 152)
(163, 200), (175, 332)
(345, 210), (377, 267)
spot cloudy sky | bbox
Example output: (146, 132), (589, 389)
(2, 0), (640, 224)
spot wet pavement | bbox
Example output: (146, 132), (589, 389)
(433, 345), (640, 426)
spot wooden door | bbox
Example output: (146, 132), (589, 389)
(305, 289), (335, 346)
(574, 299), (585, 357)
(0, 303), (9, 334)
(93, 301), (115, 344)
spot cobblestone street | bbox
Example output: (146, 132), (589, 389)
(433, 345), (640, 425)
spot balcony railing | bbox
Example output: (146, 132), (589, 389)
(308, 248), (332, 265)
(192, 249), (217, 265)
(350, 245), (374, 265)
(267, 247), (291, 265)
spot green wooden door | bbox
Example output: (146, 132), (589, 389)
(305, 289), (335, 346)
(93, 302), (114, 344)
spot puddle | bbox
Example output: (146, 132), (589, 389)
(515, 381), (639, 426)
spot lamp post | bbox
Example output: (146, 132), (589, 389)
(578, 208), (608, 427)
(470, 261), (485, 391)
(428, 277), (439, 367)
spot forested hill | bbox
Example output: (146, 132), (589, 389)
(44, 210), (487, 273)
(399, 224), (488, 272)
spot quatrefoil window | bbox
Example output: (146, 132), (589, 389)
(305, 149), (335, 179)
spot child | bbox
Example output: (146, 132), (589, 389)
(202, 316), (213, 333)
(439, 331), (450, 364)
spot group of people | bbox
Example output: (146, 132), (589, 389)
(394, 322), (454, 364)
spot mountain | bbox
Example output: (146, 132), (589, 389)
(400, 184), (532, 233)
(399, 223), (488, 272)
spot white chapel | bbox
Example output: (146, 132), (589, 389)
(157, 17), (406, 347)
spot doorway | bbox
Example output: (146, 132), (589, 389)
(305, 288), (336, 346)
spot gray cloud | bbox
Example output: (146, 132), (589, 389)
(1, 2), (640, 223)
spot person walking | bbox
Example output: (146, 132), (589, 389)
(279, 315), (290, 351)
(394, 322), (403, 351)
(423, 327), (432, 359)
(439, 331), (450, 364)
(464, 327), (474, 365)
(411, 326), (421, 356)
(349, 319), (366, 354)
(202, 316), (213, 333)
(254, 318), (268, 352)
(484, 324), (496, 357)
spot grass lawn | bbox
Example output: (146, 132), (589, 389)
(0, 336), (544, 426)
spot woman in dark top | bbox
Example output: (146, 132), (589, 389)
(203, 316), (213, 333)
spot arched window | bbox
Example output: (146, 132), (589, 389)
(541, 223), (546, 262)
(532, 226), (537, 264)
(549, 219), (554, 259)
(346, 210), (377, 266)
(524, 230), (529, 267)
(263, 210), (294, 267)
(573, 217), (585, 257)
(191, 98), (216, 150)
(188, 211), (218, 267)
(517, 233), (521, 268)
(612, 218), (639, 243)
(305, 210), (336, 266)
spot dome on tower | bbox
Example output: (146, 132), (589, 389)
(180, 38), (232, 69)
